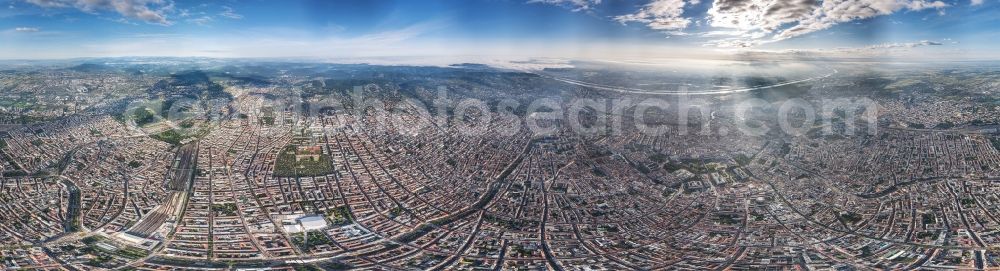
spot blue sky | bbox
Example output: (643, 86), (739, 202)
(0, 0), (997, 60)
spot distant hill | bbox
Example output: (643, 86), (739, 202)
(148, 70), (233, 100)
(67, 63), (114, 73)
(448, 63), (492, 70)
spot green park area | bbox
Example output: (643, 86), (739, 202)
(273, 145), (334, 177)
(290, 231), (333, 253)
(150, 129), (189, 145)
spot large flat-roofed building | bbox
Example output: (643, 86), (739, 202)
(299, 215), (327, 231)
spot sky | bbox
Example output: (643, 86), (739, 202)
(0, 0), (997, 61)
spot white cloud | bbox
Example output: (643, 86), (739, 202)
(614, 0), (694, 34)
(866, 40), (944, 48)
(971, 0), (984, 5)
(107, 17), (139, 25)
(219, 6), (242, 19)
(727, 39), (953, 60)
(527, 0), (601, 11)
(805, 39), (945, 52)
(54, 19), (451, 59)
(702, 37), (762, 48)
(699, 30), (746, 37)
(24, 0), (174, 25)
(702, 0), (949, 47)
(803, 40), (946, 54)
(14, 27), (40, 32)
(187, 16), (212, 26)
(707, 0), (817, 33)
(776, 0), (949, 40)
